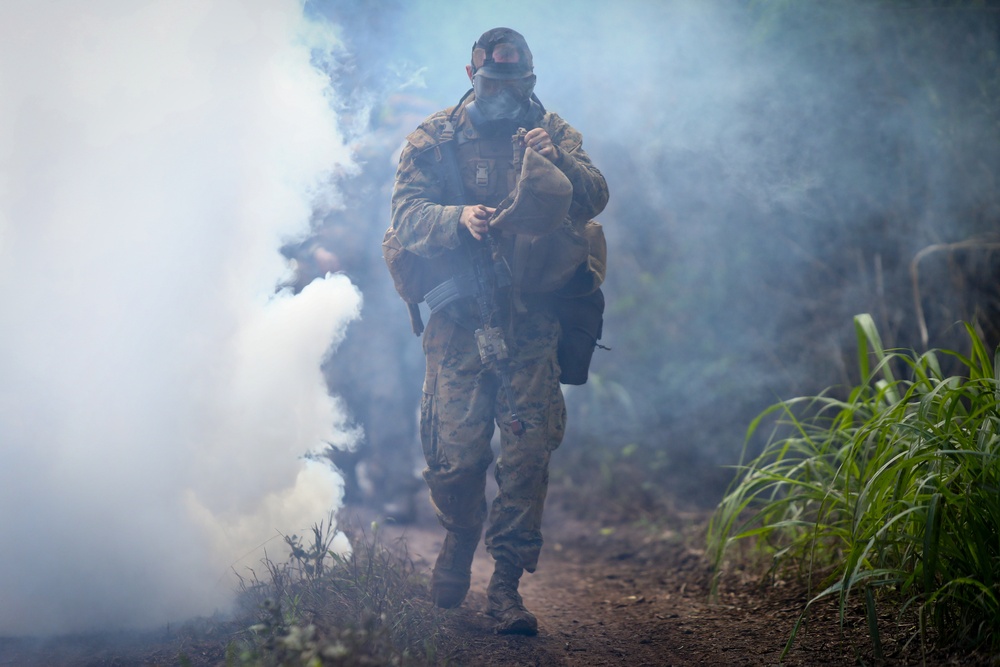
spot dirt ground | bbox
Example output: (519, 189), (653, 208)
(2, 491), (994, 667)
(379, 494), (989, 667)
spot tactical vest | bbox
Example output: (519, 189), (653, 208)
(454, 128), (524, 209)
(419, 127), (525, 323)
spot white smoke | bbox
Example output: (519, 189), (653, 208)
(0, 1), (359, 635)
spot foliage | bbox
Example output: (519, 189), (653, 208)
(223, 514), (443, 666)
(708, 314), (1000, 658)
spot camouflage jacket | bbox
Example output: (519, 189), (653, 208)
(390, 98), (609, 263)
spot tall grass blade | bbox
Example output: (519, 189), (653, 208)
(855, 312), (898, 396)
(865, 585), (884, 663)
(923, 493), (942, 595)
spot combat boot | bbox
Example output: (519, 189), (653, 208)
(487, 558), (537, 635)
(430, 531), (479, 608)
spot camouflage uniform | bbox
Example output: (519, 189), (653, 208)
(390, 100), (608, 573)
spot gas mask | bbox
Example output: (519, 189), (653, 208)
(471, 72), (536, 122)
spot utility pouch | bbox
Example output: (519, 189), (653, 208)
(549, 219), (608, 384)
(555, 287), (605, 385)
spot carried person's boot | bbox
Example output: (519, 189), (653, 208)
(430, 531), (479, 608)
(487, 558), (538, 635)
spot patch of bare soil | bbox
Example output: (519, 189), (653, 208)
(378, 493), (993, 667)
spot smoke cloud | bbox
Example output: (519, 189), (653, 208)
(0, 1), (358, 635)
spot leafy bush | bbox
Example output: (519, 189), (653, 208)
(709, 314), (1000, 658)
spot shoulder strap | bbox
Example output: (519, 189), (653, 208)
(435, 121), (466, 205)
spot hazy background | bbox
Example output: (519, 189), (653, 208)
(0, 0), (997, 638)
(305, 0), (1000, 505)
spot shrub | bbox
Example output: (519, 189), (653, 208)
(228, 515), (443, 666)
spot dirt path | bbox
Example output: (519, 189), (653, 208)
(374, 503), (797, 666)
(373, 494), (981, 667)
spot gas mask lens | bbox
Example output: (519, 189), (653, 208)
(473, 73), (535, 102)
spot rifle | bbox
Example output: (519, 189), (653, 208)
(465, 232), (525, 437)
(436, 121), (525, 436)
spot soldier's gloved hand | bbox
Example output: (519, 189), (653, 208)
(460, 204), (495, 241)
(524, 128), (557, 161)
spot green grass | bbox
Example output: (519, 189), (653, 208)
(708, 314), (1000, 659)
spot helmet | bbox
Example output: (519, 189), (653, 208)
(468, 28), (536, 123)
(471, 27), (533, 80)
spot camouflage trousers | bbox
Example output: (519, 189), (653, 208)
(420, 306), (566, 573)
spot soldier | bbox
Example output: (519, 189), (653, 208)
(389, 27), (608, 634)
